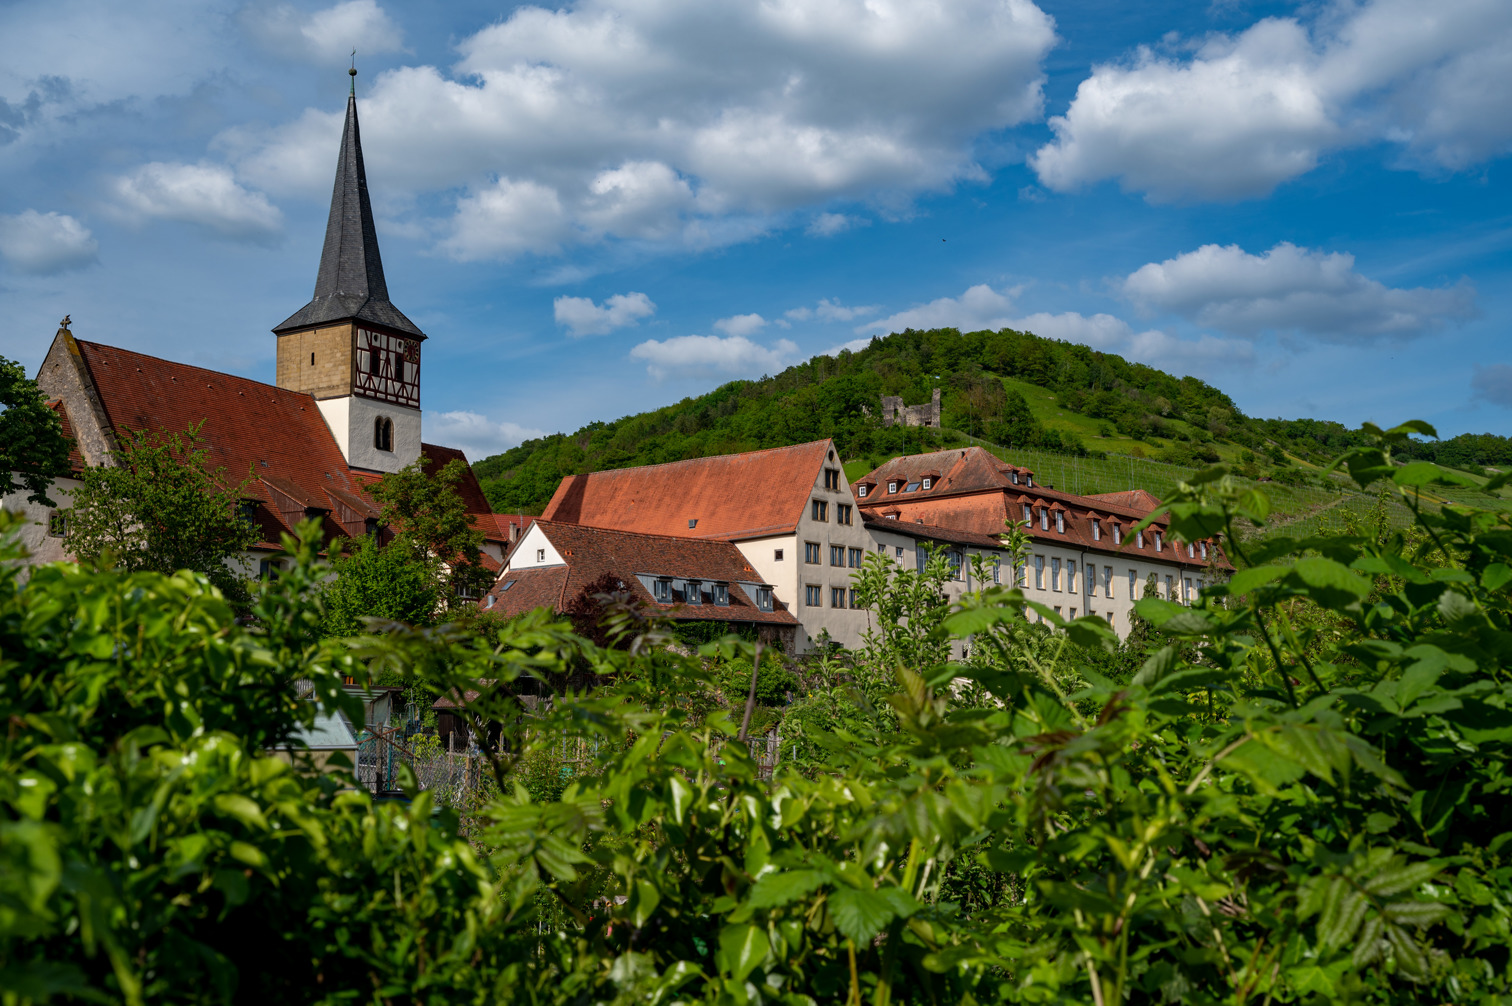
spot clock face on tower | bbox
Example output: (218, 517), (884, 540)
(354, 328), (420, 408)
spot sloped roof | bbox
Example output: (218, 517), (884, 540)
(484, 519), (798, 626)
(1084, 489), (1164, 511)
(863, 518), (1008, 551)
(73, 339), (492, 550)
(541, 440), (833, 541)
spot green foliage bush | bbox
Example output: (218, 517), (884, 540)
(6, 421), (1512, 1003)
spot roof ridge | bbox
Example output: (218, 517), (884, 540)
(78, 340), (313, 400)
(536, 517), (750, 549)
(570, 438), (833, 478)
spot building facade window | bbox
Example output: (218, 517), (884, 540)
(46, 510), (68, 538)
(1200, 541), (1209, 560)
(849, 587), (860, 609)
(857, 484), (869, 498)
(1136, 530), (1145, 549)
(1055, 511), (1065, 533)
(1086, 564), (1096, 595)
(948, 550), (963, 580)
(1092, 519), (1101, 541)
(1128, 568), (1138, 597)
(1183, 577), (1192, 602)
(653, 579), (672, 602)
(1034, 555), (1045, 589)
(1051, 557), (1061, 591)
(993, 557), (1001, 584)
(824, 468), (841, 490)
(916, 547), (927, 572)
(805, 585), (822, 606)
(1113, 524), (1122, 545)
(1067, 560), (1076, 593)
(848, 547), (864, 567)
(374, 416), (394, 452)
(837, 503), (853, 525)
(888, 481), (898, 494)
(804, 542), (821, 563)
(1104, 566), (1114, 598)
(712, 583), (729, 605)
(1154, 531), (1163, 552)
(684, 581), (702, 605)
(774, 548), (784, 561)
(1022, 503), (1032, 523)
(1039, 508), (1049, 531)
(811, 499), (829, 521)
(1165, 575), (1175, 599)
(756, 587), (774, 611)
(921, 476), (932, 489)
(831, 586), (847, 608)
(830, 545), (845, 566)
(536, 548), (546, 562)
(896, 546), (905, 559)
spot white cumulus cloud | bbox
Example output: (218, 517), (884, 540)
(554, 291), (656, 337)
(232, 0), (1057, 258)
(440, 177), (570, 260)
(424, 410), (547, 461)
(1032, 0), (1512, 201)
(110, 162), (282, 238)
(713, 313), (767, 338)
(0, 210), (98, 274)
(240, 0), (404, 64)
(1011, 311), (1253, 371)
(807, 212), (868, 237)
(861, 284), (1016, 334)
(630, 333), (798, 380)
(1122, 242), (1476, 341)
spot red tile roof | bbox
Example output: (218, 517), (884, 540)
(484, 519), (798, 626)
(541, 439), (834, 541)
(74, 340), (493, 550)
(478, 513), (529, 543)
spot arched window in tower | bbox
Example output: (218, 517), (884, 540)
(374, 416), (393, 452)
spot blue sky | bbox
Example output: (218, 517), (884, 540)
(1, 0), (1509, 461)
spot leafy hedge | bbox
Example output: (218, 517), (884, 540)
(5, 420), (1512, 1003)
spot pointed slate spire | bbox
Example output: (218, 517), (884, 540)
(274, 75), (425, 338)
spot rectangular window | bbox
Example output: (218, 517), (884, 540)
(1104, 566), (1114, 598)
(653, 579), (672, 602)
(1011, 471), (1019, 485)
(948, 550), (963, 580)
(1188, 542), (1196, 559)
(1113, 524), (1122, 545)
(1016, 561), (1027, 587)
(858, 484), (869, 498)
(1069, 608), (1077, 619)
(824, 468), (841, 490)
(1086, 564), (1096, 595)
(1155, 531), (1163, 552)
(1055, 511), (1065, 533)
(1165, 575), (1175, 599)
(1034, 555), (1045, 589)
(1128, 569), (1138, 597)
(905, 481), (921, 492)
(812, 499), (829, 522)
(849, 587), (860, 609)
(805, 585), (822, 606)
(916, 547), (927, 572)
(896, 546), (905, 559)
(46, 510), (67, 537)
(1091, 519), (1101, 541)
(774, 548), (784, 561)
(888, 481), (898, 494)
(684, 581), (702, 605)
(831, 586), (847, 608)
(848, 547), (864, 567)
(1067, 560), (1077, 593)
(1022, 503), (1032, 522)
(921, 476), (932, 489)
(830, 545), (845, 566)
(1200, 541), (1209, 560)
(1136, 530), (1145, 549)
(805, 542), (821, 563)
(837, 503), (853, 525)
(1051, 557), (1061, 591)
(993, 557), (1001, 584)
(536, 548), (546, 562)
(713, 583), (729, 606)
(756, 587), (774, 611)
(1183, 577), (1193, 602)
(1039, 508), (1049, 531)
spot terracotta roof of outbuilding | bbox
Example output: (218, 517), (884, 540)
(484, 519), (798, 626)
(541, 440), (833, 541)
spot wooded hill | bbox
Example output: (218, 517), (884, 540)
(474, 326), (1510, 515)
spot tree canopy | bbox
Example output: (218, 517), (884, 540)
(0, 352), (71, 506)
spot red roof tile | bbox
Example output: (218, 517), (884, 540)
(485, 519), (798, 626)
(541, 440), (833, 541)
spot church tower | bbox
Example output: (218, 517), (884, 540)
(273, 69), (424, 474)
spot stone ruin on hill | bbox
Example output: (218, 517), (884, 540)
(879, 388), (941, 429)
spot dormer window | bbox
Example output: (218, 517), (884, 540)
(1039, 508), (1049, 531)
(888, 481), (898, 494)
(1010, 472), (1019, 485)
(921, 477), (932, 490)
(1054, 511), (1064, 533)
(1113, 524), (1122, 545)
(653, 579), (672, 602)
(374, 416), (394, 452)
(364, 517), (380, 538)
(1026, 475), (1034, 487)
(1022, 503), (1032, 522)
(684, 580), (702, 604)
(858, 484), (868, 498)
(1155, 531), (1164, 552)
(712, 583), (729, 605)
(1200, 541), (1209, 560)
(755, 587), (774, 612)
(1136, 530), (1145, 549)
(1092, 519), (1101, 541)
(235, 500), (258, 527)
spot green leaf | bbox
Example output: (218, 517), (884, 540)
(829, 887), (895, 946)
(1226, 565), (1286, 596)
(748, 869), (826, 910)
(212, 794), (267, 831)
(1393, 461), (1444, 487)
(1291, 556), (1371, 599)
(1483, 563), (1512, 592)
(718, 923), (769, 983)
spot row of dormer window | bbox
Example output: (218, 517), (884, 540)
(648, 577), (775, 612)
(1016, 502), (1213, 560)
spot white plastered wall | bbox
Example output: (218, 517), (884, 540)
(0, 476), (79, 575)
(500, 524), (564, 572)
(316, 395), (422, 474)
